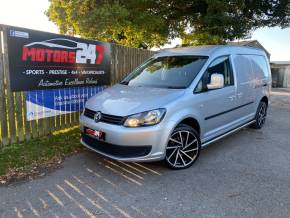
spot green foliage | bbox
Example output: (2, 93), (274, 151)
(46, 0), (290, 48)
(0, 127), (82, 177)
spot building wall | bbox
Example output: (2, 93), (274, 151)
(271, 65), (290, 88)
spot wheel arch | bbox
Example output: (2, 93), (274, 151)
(176, 117), (201, 136)
(260, 96), (269, 106)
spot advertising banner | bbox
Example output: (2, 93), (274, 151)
(6, 26), (111, 91)
(26, 86), (104, 121)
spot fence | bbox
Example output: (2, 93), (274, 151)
(0, 25), (155, 146)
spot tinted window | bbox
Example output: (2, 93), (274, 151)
(121, 56), (208, 89)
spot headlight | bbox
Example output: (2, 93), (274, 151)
(124, 109), (166, 127)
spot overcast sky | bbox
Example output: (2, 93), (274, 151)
(0, 0), (289, 61)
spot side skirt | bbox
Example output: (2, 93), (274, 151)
(201, 120), (255, 148)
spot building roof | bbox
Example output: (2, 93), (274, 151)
(229, 40), (271, 58)
(271, 61), (290, 65)
(271, 61), (290, 69)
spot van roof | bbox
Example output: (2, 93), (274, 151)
(155, 45), (266, 57)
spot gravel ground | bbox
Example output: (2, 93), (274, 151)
(1, 89), (290, 218)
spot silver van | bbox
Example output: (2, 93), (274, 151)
(80, 46), (271, 169)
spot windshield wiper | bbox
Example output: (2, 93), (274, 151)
(166, 86), (187, 89)
(119, 81), (129, 85)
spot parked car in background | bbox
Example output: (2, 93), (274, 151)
(80, 45), (271, 169)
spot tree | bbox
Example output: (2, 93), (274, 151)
(46, 0), (290, 48)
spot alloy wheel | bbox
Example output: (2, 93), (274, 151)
(257, 103), (267, 127)
(166, 130), (200, 169)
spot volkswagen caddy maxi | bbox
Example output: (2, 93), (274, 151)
(80, 46), (271, 169)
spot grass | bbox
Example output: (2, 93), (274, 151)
(0, 127), (83, 180)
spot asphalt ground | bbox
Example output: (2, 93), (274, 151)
(1, 89), (290, 218)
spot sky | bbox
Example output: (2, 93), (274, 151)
(0, 0), (289, 61)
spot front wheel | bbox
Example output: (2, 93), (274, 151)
(165, 124), (201, 169)
(251, 101), (268, 129)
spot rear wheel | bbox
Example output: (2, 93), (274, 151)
(165, 124), (201, 169)
(251, 101), (268, 129)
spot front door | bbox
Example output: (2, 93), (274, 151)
(194, 56), (238, 142)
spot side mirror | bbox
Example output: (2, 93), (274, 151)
(207, 73), (224, 90)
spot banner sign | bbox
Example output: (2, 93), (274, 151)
(6, 26), (111, 91)
(26, 86), (104, 121)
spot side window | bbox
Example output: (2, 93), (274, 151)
(194, 56), (234, 93)
(207, 56), (234, 86)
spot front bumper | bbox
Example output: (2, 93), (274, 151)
(80, 114), (175, 162)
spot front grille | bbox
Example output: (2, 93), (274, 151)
(84, 108), (95, 119)
(101, 113), (125, 125)
(84, 108), (125, 125)
(82, 134), (152, 158)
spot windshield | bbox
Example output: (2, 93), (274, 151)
(120, 55), (208, 89)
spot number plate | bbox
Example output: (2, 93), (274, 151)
(85, 127), (106, 141)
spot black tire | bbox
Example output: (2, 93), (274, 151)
(164, 124), (201, 170)
(250, 101), (268, 129)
